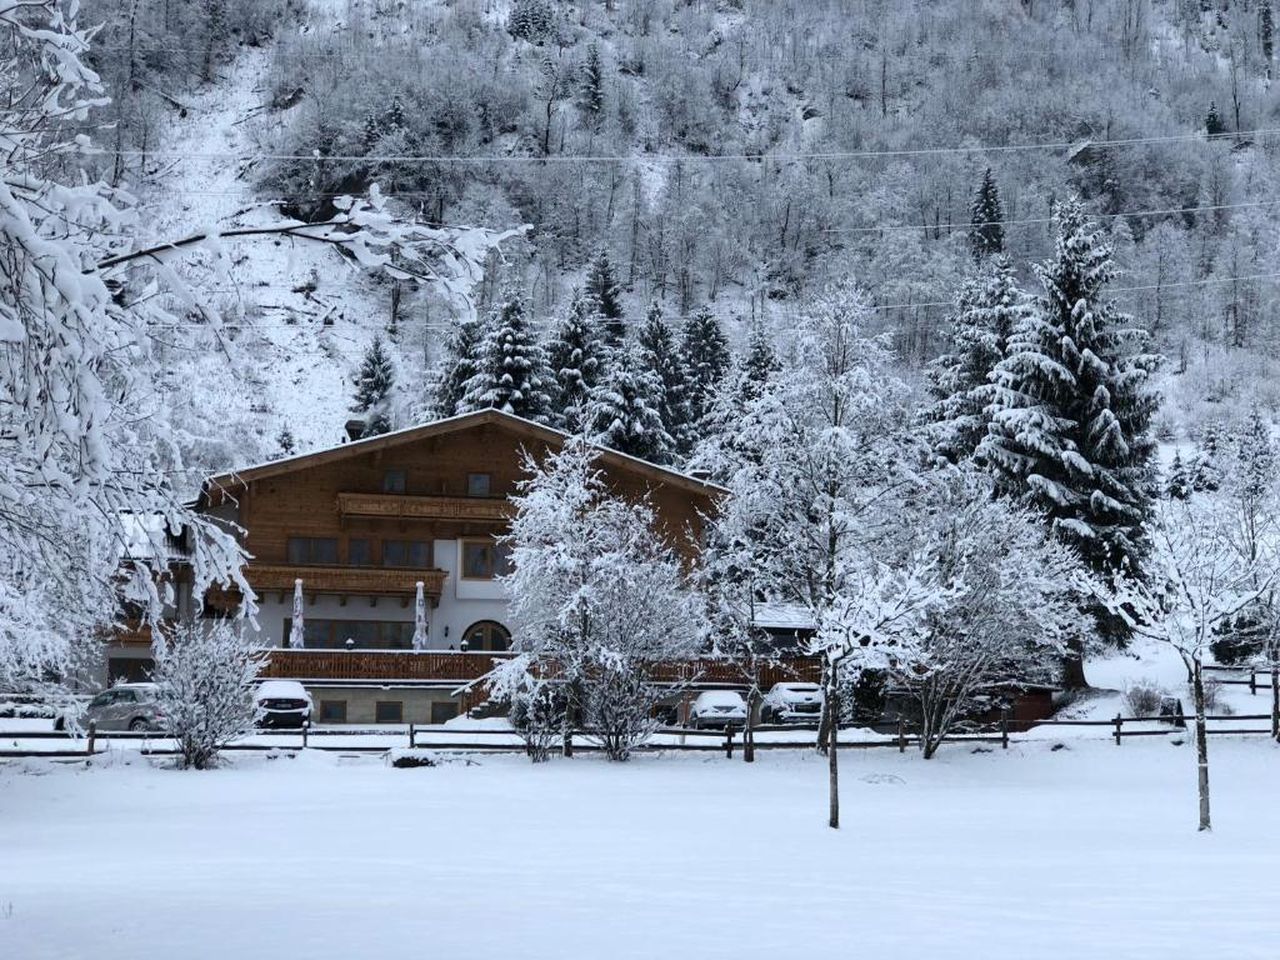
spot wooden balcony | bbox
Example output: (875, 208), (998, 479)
(336, 492), (511, 523)
(244, 563), (448, 600)
(262, 648), (822, 687)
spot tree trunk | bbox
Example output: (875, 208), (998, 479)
(827, 684), (840, 830)
(744, 687), (757, 763)
(816, 660), (832, 755)
(1061, 642), (1089, 689)
(1192, 659), (1211, 832)
(1271, 660), (1278, 741)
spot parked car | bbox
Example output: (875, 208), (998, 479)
(761, 682), (824, 725)
(255, 680), (312, 729)
(688, 690), (748, 729)
(57, 683), (165, 732)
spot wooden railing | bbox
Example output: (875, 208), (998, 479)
(244, 564), (447, 598)
(261, 648), (823, 687)
(336, 492), (511, 523)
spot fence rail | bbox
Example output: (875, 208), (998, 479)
(2, 710), (1276, 760)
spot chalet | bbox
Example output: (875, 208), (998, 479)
(104, 409), (768, 724)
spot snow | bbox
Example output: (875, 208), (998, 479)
(254, 679), (311, 701)
(3, 739), (1280, 958)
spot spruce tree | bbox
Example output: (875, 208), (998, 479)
(736, 320), (782, 406)
(462, 294), (555, 423)
(980, 196), (1162, 581)
(926, 255), (1029, 464)
(579, 43), (605, 126)
(1192, 421), (1224, 492)
(1231, 406), (1276, 508)
(547, 290), (609, 430)
(433, 316), (484, 417)
(969, 168), (1005, 260)
(1263, 3), (1275, 70)
(585, 251), (625, 345)
(635, 302), (689, 449)
(1206, 101), (1226, 137)
(1166, 449), (1193, 500)
(351, 335), (396, 437)
(680, 305), (732, 443)
(588, 347), (674, 464)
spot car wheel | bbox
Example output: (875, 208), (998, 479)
(129, 718), (150, 732)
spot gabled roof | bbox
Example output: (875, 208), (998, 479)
(198, 408), (727, 505)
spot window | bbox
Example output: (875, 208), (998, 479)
(375, 701), (404, 724)
(348, 538), (372, 567)
(430, 701), (458, 724)
(319, 700), (347, 723)
(383, 470), (407, 494)
(286, 537), (338, 565)
(382, 540), (431, 568)
(466, 473), (491, 498)
(286, 618), (415, 650)
(462, 620), (511, 652)
(461, 539), (511, 579)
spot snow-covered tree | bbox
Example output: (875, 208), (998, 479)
(969, 167), (1005, 260)
(499, 438), (702, 760)
(1103, 496), (1276, 831)
(351, 335), (396, 437)
(462, 294), (555, 422)
(433, 316), (484, 417)
(926, 256), (1029, 464)
(546, 290), (609, 430)
(1192, 421), (1225, 493)
(888, 472), (1084, 758)
(979, 197), (1161, 652)
(578, 42), (605, 127)
(1167, 449), (1193, 500)
(485, 654), (561, 762)
(588, 347), (674, 464)
(152, 621), (266, 770)
(680, 305), (732, 442)
(635, 302), (689, 450)
(0, 2), (253, 693)
(507, 0), (555, 44)
(585, 251), (625, 345)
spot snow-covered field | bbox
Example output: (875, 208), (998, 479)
(3, 737), (1279, 959)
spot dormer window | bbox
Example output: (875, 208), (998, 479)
(467, 473), (491, 498)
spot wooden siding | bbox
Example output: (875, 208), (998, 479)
(245, 563), (447, 599)
(336, 492), (512, 523)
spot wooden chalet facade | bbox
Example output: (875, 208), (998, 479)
(104, 409), (792, 724)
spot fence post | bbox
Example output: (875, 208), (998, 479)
(301, 721), (309, 750)
(1113, 713), (1123, 746)
(407, 722), (415, 749)
(724, 727), (734, 759)
(1000, 709), (1009, 750)
(86, 720), (96, 757)
(897, 718), (906, 753)
(1250, 670), (1258, 696)
(564, 730), (573, 758)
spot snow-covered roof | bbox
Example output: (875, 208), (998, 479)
(200, 408), (728, 504)
(753, 603), (816, 632)
(120, 513), (186, 561)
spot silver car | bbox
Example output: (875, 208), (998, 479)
(73, 683), (166, 732)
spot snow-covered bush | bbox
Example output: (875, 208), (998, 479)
(1124, 680), (1165, 718)
(487, 654), (561, 763)
(152, 622), (266, 770)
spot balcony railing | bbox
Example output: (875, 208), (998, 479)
(262, 648), (822, 687)
(336, 492), (511, 523)
(244, 564), (447, 599)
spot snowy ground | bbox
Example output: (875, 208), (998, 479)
(3, 737), (1279, 960)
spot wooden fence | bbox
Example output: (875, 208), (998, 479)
(2, 711), (1275, 760)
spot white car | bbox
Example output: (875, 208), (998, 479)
(688, 690), (748, 729)
(255, 680), (313, 729)
(761, 682), (824, 725)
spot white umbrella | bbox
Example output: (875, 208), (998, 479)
(412, 580), (428, 650)
(288, 578), (306, 649)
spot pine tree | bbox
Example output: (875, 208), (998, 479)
(1263, 3), (1275, 70)
(274, 426), (297, 460)
(462, 294), (555, 423)
(736, 320), (782, 406)
(1231, 406), (1276, 507)
(1206, 101), (1226, 137)
(1192, 421), (1224, 492)
(635, 302), (689, 449)
(585, 251), (625, 345)
(926, 255), (1029, 464)
(681, 306), (732, 443)
(579, 43), (605, 127)
(1166, 449), (1193, 500)
(507, 0), (554, 44)
(351, 335), (396, 437)
(547, 290), (609, 430)
(433, 316), (484, 417)
(969, 168), (1005, 260)
(588, 347), (674, 463)
(980, 197), (1162, 581)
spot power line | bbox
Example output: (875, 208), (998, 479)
(98, 127), (1275, 165)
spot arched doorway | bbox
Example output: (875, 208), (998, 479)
(462, 620), (510, 652)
